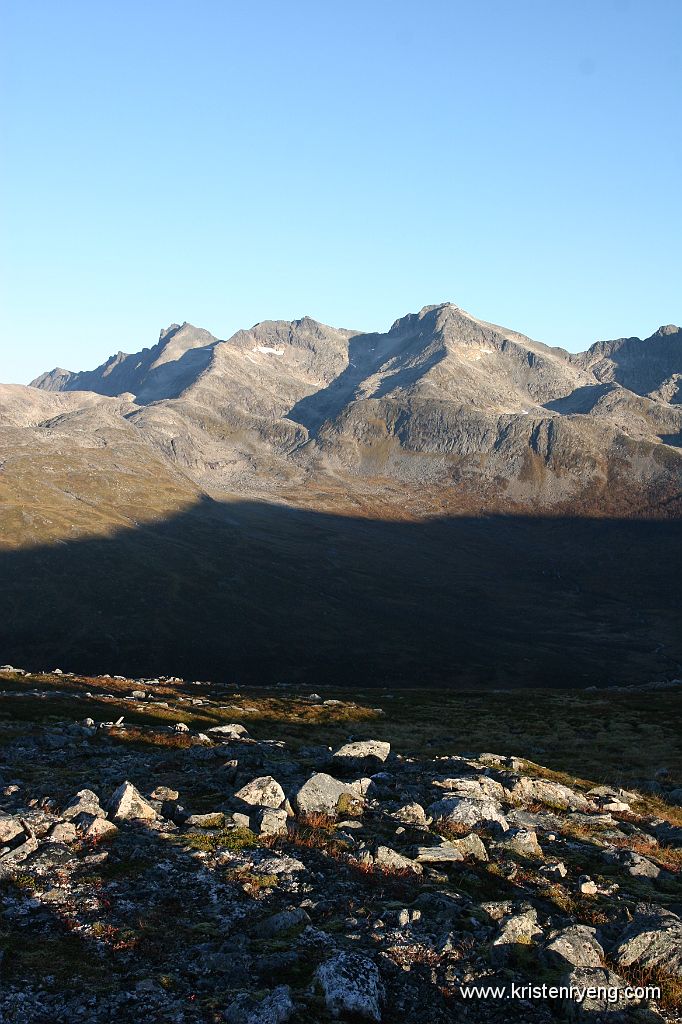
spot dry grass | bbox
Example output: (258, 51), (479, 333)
(611, 959), (682, 1012)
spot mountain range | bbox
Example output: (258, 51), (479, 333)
(0, 303), (680, 686)
(15, 302), (682, 518)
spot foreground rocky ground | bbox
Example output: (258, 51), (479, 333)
(0, 670), (680, 1023)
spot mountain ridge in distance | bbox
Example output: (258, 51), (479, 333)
(16, 301), (681, 519)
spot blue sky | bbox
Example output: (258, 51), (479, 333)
(1, 0), (680, 383)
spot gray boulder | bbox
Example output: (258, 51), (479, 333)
(491, 908), (543, 963)
(332, 740), (390, 771)
(234, 776), (285, 809)
(108, 781), (158, 822)
(510, 777), (594, 812)
(428, 796), (509, 832)
(315, 953), (384, 1021)
(544, 925), (605, 968)
(616, 904), (682, 978)
(293, 774), (363, 818)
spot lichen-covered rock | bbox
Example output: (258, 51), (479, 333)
(234, 776), (285, 809)
(373, 845), (422, 873)
(293, 773), (363, 817)
(616, 904), (682, 979)
(428, 795), (509, 831)
(494, 826), (543, 858)
(391, 802), (429, 826)
(315, 953), (384, 1021)
(544, 925), (604, 968)
(491, 908), (543, 963)
(510, 777), (594, 812)
(108, 781), (158, 822)
(225, 985), (294, 1024)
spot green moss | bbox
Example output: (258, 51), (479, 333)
(179, 825), (261, 853)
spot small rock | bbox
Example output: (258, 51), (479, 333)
(47, 821), (78, 843)
(373, 846), (422, 873)
(62, 789), (105, 821)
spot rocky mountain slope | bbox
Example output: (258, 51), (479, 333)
(22, 303), (682, 515)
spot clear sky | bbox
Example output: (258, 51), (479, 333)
(1, 0), (680, 384)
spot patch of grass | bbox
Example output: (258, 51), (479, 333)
(225, 869), (279, 894)
(178, 825), (262, 854)
(0, 929), (118, 989)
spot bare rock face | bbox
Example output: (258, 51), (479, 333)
(315, 953), (384, 1021)
(108, 781), (158, 822)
